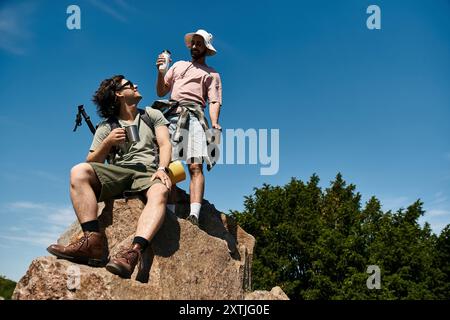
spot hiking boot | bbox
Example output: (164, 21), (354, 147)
(106, 247), (141, 279)
(47, 231), (105, 267)
(186, 214), (199, 227)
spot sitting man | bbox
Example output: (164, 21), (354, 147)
(47, 75), (172, 278)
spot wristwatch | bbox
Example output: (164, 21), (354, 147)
(158, 166), (170, 174)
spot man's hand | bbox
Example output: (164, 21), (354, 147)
(151, 169), (172, 190)
(155, 54), (172, 73)
(212, 123), (222, 130)
(86, 127), (125, 163)
(105, 128), (126, 147)
(156, 54), (172, 97)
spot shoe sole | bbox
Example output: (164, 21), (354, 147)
(47, 248), (105, 267)
(105, 262), (132, 279)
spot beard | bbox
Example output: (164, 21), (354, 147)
(126, 92), (142, 105)
(191, 47), (206, 60)
(132, 94), (142, 104)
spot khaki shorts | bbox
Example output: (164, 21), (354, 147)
(89, 163), (162, 202)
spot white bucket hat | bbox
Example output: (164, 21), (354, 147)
(184, 29), (217, 56)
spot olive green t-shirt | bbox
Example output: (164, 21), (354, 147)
(90, 107), (169, 170)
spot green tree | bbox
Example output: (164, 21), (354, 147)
(433, 225), (450, 298)
(231, 174), (449, 300)
(0, 275), (16, 300)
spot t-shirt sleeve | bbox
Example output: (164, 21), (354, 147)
(89, 122), (110, 151)
(208, 72), (222, 106)
(145, 107), (170, 128)
(163, 61), (180, 91)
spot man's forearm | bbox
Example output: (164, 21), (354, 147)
(86, 140), (112, 163)
(156, 73), (168, 97)
(158, 143), (172, 168)
(209, 102), (221, 125)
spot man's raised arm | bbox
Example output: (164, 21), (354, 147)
(156, 54), (171, 97)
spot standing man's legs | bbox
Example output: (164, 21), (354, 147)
(187, 161), (204, 226)
(166, 115), (205, 225)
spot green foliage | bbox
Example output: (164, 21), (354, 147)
(231, 174), (450, 300)
(0, 275), (16, 300)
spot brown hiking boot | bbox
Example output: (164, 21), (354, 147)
(47, 231), (105, 267)
(106, 247), (141, 279)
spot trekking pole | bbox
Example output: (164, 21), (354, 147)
(73, 109), (82, 132)
(73, 105), (96, 135)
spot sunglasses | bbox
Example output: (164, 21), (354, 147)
(116, 80), (136, 91)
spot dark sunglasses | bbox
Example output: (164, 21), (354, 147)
(116, 80), (135, 91)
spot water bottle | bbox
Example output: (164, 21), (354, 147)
(159, 50), (171, 74)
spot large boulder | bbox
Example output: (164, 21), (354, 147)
(13, 189), (273, 300)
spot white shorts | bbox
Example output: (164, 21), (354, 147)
(167, 114), (208, 164)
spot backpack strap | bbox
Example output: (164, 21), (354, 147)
(106, 116), (121, 130)
(105, 116), (122, 164)
(139, 108), (159, 148)
(138, 108), (154, 135)
(138, 108), (160, 159)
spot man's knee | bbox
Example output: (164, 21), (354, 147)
(70, 163), (96, 185)
(188, 164), (203, 177)
(146, 183), (169, 201)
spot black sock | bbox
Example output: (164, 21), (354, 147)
(132, 236), (149, 252)
(81, 220), (99, 233)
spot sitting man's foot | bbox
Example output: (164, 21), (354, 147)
(106, 247), (141, 279)
(186, 214), (199, 227)
(47, 231), (105, 267)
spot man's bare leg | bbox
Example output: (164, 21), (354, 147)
(47, 163), (104, 265)
(106, 183), (169, 278)
(70, 163), (101, 223)
(188, 162), (204, 203)
(187, 162), (204, 225)
(135, 183), (169, 240)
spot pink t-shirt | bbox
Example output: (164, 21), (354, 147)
(164, 60), (222, 107)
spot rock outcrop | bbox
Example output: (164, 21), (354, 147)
(13, 188), (287, 300)
(244, 286), (290, 300)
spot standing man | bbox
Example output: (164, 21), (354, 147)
(155, 29), (223, 227)
(47, 75), (172, 278)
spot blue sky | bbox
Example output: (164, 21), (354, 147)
(0, 0), (449, 281)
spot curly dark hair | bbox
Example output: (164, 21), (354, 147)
(92, 75), (124, 118)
